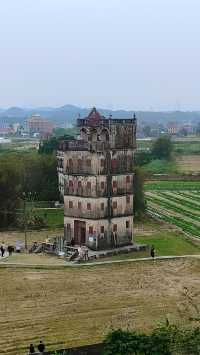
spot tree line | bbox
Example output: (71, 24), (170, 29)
(134, 136), (173, 167)
(0, 150), (59, 228)
(103, 324), (200, 355)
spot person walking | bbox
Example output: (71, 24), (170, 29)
(0, 244), (5, 257)
(150, 245), (155, 258)
(38, 340), (45, 353)
(28, 343), (35, 354)
(7, 245), (14, 256)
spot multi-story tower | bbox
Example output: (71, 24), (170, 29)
(57, 108), (137, 250)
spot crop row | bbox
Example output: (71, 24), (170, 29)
(177, 192), (200, 203)
(146, 190), (200, 237)
(145, 180), (200, 191)
(147, 208), (200, 237)
(156, 192), (200, 211)
(147, 195), (200, 222)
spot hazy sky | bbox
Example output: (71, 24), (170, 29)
(1, 0), (200, 110)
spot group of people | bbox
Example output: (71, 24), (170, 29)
(0, 242), (15, 257)
(78, 245), (89, 261)
(28, 340), (45, 354)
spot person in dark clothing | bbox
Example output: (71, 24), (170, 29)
(71, 238), (75, 247)
(150, 245), (155, 258)
(7, 245), (14, 256)
(38, 340), (45, 353)
(0, 245), (5, 257)
(29, 344), (35, 354)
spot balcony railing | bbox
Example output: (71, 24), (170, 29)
(77, 118), (136, 127)
(58, 140), (110, 152)
(64, 207), (109, 219)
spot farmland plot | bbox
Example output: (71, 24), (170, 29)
(145, 180), (200, 190)
(146, 191), (200, 237)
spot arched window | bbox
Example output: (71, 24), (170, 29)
(80, 128), (87, 141)
(90, 128), (98, 142)
(99, 129), (109, 142)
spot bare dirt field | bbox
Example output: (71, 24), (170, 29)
(176, 154), (200, 173)
(1, 258), (200, 355)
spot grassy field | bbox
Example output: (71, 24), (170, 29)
(34, 208), (63, 228)
(93, 218), (200, 263)
(137, 137), (200, 174)
(1, 258), (200, 354)
(143, 155), (200, 175)
(143, 159), (177, 174)
(146, 191), (200, 238)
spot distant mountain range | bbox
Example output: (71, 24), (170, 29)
(0, 105), (200, 126)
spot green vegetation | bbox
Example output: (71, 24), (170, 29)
(53, 126), (78, 138)
(143, 159), (177, 174)
(96, 232), (200, 263)
(145, 191), (200, 237)
(134, 151), (152, 167)
(137, 137), (200, 156)
(174, 139), (200, 155)
(145, 180), (200, 190)
(151, 136), (173, 160)
(35, 208), (63, 228)
(133, 168), (146, 217)
(38, 136), (59, 154)
(135, 232), (200, 256)
(103, 326), (200, 355)
(135, 136), (177, 175)
(0, 151), (59, 228)
(0, 155), (22, 227)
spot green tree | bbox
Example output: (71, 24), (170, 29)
(39, 133), (75, 155)
(133, 168), (146, 218)
(38, 136), (59, 154)
(103, 325), (193, 355)
(22, 153), (59, 201)
(152, 136), (173, 160)
(103, 329), (144, 355)
(0, 156), (22, 227)
(134, 151), (152, 167)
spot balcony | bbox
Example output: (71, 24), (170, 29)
(59, 139), (110, 152)
(77, 118), (136, 127)
(64, 186), (108, 197)
(65, 207), (109, 219)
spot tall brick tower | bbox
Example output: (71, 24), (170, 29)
(57, 108), (137, 250)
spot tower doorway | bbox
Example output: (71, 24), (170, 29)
(74, 220), (86, 245)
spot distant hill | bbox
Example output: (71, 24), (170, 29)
(0, 105), (200, 126)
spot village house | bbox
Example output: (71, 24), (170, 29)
(57, 108), (137, 250)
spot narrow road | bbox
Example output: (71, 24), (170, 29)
(0, 254), (200, 268)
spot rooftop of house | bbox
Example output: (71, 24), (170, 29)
(77, 107), (136, 127)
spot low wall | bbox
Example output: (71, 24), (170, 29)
(32, 343), (103, 354)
